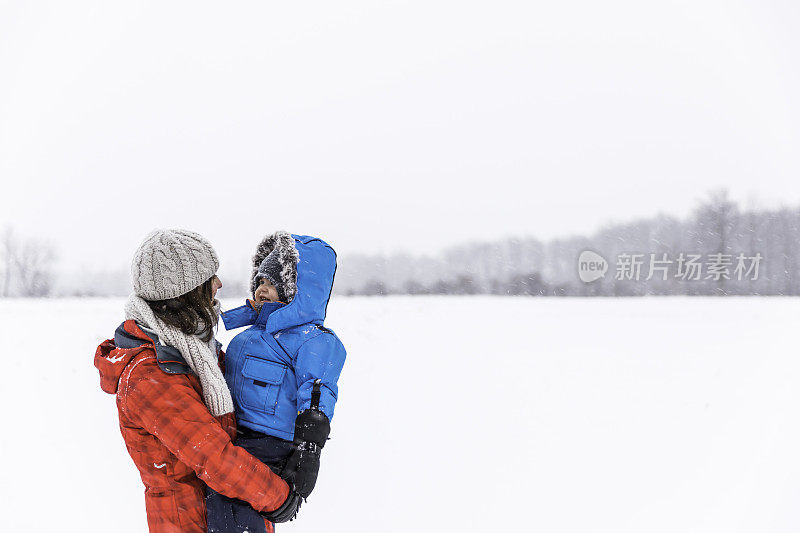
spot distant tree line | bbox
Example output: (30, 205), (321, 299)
(4, 190), (799, 298)
(337, 191), (800, 296)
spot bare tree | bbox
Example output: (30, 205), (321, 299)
(15, 239), (56, 296)
(1, 227), (15, 297)
(0, 227), (56, 297)
(693, 189), (739, 295)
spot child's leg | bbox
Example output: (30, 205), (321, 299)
(205, 430), (294, 533)
(205, 486), (268, 533)
(235, 429), (295, 471)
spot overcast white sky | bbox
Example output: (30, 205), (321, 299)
(1, 0), (799, 281)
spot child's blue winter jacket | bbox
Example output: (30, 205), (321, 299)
(220, 234), (346, 441)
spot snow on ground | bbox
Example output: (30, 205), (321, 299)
(1, 296), (799, 532)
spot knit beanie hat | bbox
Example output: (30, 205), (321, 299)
(131, 229), (220, 300)
(252, 231), (299, 303)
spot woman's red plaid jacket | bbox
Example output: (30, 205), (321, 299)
(95, 320), (289, 532)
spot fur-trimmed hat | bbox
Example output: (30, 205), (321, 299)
(251, 231), (299, 303)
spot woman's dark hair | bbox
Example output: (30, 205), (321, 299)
(147, 276), (219, 342)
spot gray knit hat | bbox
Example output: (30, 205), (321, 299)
(131, 229), (220, 301)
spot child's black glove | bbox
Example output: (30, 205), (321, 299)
(281, 380), (331, 499)
(281, 440), (322, 499)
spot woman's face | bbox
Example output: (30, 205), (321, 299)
(254, 278), (281, 304)
(211, 275), (222, 300)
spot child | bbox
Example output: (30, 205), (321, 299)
(206, 231), (347, 533)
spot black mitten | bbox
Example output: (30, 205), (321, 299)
(281, 440), (322, 499)
(281, 380), (331, 499)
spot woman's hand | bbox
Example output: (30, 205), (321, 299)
(260, 489), (302, 523)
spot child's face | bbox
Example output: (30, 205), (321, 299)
(254, 278), (281, 304)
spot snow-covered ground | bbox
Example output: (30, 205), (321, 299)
(1, 296), (798, 532)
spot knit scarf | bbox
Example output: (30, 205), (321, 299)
(124, 294), (234, 417)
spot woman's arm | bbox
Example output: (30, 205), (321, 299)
(122, 363), (289, 513)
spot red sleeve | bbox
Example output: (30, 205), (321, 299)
(122, 365), (289, 513)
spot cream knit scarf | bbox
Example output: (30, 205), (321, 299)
(125, 294), (234, 416)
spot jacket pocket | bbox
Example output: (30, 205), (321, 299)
(239, 356), (287, 415)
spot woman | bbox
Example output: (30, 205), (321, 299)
(94, 229), (300, 532)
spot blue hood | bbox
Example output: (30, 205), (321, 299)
(223, 234), (337, 335)
(263, 234), (336, 333)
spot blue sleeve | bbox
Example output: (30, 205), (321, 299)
(295, 331), (346, 420)
(221, 302), (258, 330)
